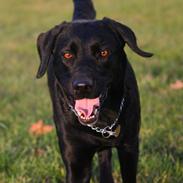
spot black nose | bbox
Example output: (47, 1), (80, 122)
(73, 80), (93, 94)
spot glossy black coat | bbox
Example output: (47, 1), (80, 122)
(36, 0), (152, 182)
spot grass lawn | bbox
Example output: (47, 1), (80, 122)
(0, 0), (183, 182)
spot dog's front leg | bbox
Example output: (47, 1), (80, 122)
(98, 149), (114, 183)
(61, 144), (94, 183)
(117, 142), (139, 183)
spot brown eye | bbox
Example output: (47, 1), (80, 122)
(100, 50), (109, 58)
(63, 52), (73, 59)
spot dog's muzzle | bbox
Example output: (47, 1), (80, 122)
(70, 89), (108, 125)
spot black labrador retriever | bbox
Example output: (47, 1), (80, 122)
(36, 0), (153, 182)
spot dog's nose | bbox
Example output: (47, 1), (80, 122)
(73, 80), (93, 93)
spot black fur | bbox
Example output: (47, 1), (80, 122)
(36, 1), (152, 182)
(73, 0), (96, 20)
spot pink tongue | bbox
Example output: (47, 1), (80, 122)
(75, 98), (100, 118)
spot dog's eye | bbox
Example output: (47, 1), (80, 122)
(63, 52), (74, 60)
(100, 50), (109, 58)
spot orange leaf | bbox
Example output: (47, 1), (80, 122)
(29, 120), (54, 135)
(170, 80), (183, 90)
(42, 125), (54, 134)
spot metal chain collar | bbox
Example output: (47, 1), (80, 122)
(56, 77), (125, 139)
(86, 97), (124, 138)
(69, 97), (125, 138)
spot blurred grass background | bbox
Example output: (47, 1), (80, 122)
(0, 0), (183, 182)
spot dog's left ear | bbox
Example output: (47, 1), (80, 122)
(103, 17), (153, 57)
(36, 22), (66, 78)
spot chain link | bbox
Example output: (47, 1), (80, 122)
(56, 76), (125, 138)
(66, 85), (125, 138)
(87, 97), (125, 138)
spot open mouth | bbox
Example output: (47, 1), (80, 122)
(74, 97), (100, 125)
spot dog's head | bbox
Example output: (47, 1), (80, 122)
(36, 18), (152, 125)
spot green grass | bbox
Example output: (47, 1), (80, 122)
(0, 0), (183, 182)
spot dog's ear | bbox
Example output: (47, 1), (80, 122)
(36, 22), (66, 78)
(103, 17), (153, 57)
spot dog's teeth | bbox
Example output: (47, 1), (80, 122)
(81, 115), (85, 119)
(90, 115), (95, 119)
(80, 113), (85, 118)
(79, 113), (96, 121)
(94, 109), (98, 115)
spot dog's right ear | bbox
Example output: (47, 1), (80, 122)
(36, 22), (66, 78)
(103, 17), (153, 58)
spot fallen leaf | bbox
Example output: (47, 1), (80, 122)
(170, 80), (183, 90)
(29, 120), (54, 135)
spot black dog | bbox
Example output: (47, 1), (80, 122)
(36, 0), (152, 182)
